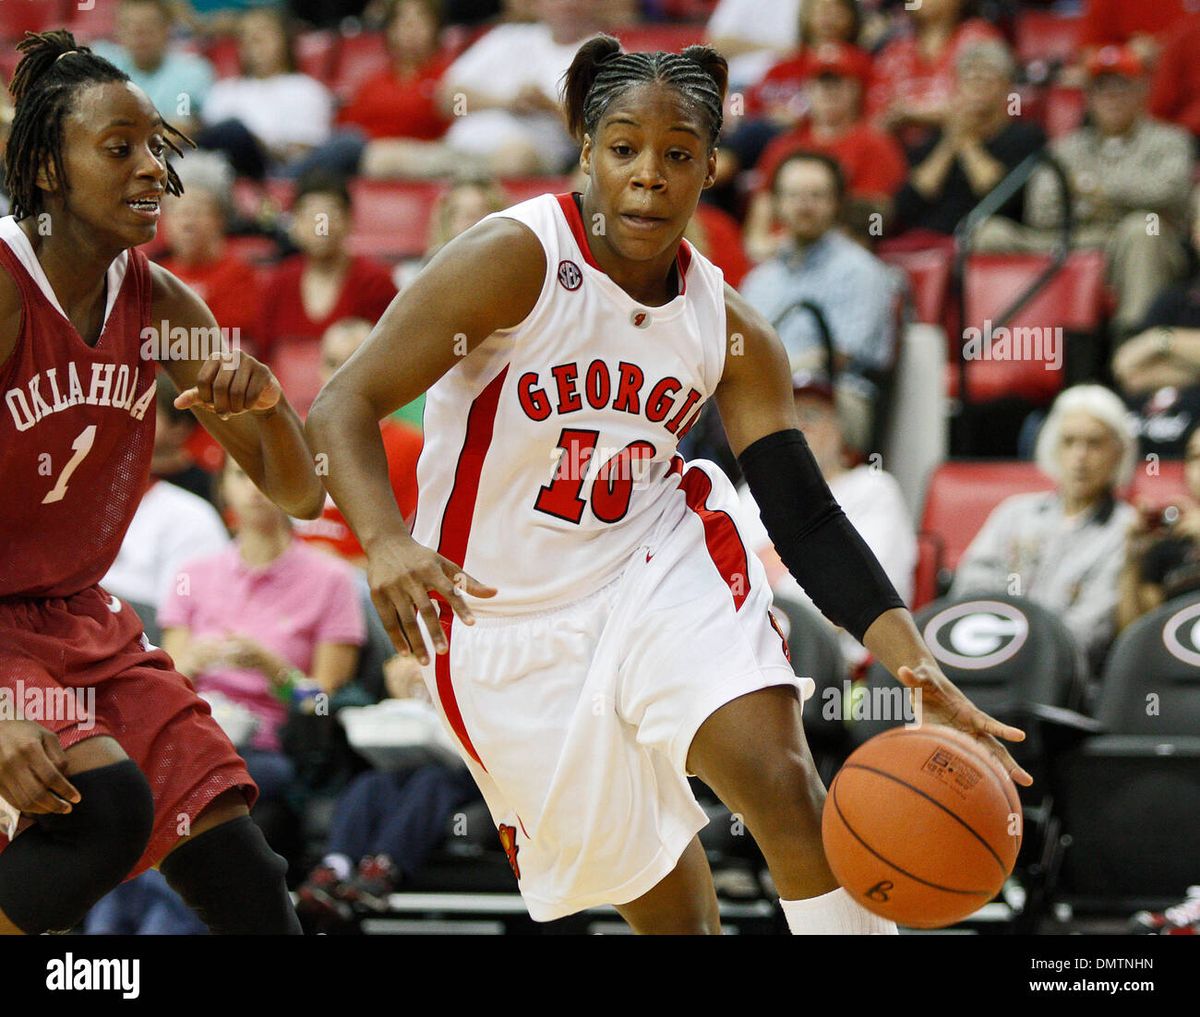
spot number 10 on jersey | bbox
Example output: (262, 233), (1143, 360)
(534, 428), (656, 525)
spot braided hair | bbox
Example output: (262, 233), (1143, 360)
(5, 30), (193, 223)
(562, 35), (729, 150)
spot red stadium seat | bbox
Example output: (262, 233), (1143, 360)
(880, 247), (952, 326)
(610, 25), (704, 53)
(951, 251), (1107, 403)
(503, 175), (576, 204)
(204, 35), (240, 79)
(328, 31), (389, 102)
(920, 460), (1056, 577)
(661, 0), (719, 19)
(1014, 11), (1082, 67)
(912, 531), (942, 610)
(1, 1), (70, 41)
(692, 201), (751, 288)
(1129, 459), (1189, 508)
(272, 340), (324, 418)
(348, 179), (444, 260)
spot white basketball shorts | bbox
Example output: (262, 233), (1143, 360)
(417, 458), (816, 922)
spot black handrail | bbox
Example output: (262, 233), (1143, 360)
(951, 148), (1075, 411)
(771, 298), (838, 385)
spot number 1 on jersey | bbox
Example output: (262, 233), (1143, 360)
(534, 427), (656, 524)
(42, 424), (97, 504)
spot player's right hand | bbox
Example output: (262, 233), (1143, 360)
(366, 536), (498, 665)
(0, 720), (81, 815)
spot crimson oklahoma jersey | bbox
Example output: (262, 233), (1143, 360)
(410, 192), (730, 616)
(0, 215), (157, 598)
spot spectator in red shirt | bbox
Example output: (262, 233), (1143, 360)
(294, 317), (423, 568)
(867, 0), (1002, 146)
(743, 44), (906, 261)
(289, 0), (456, 181)
(158, 155), (265, 357)
(1148, 14), (1200, 138)
(258, 171), (398, 362)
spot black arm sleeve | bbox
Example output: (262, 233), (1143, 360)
(737, 428), (905, 643)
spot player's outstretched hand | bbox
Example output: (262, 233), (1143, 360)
(0, 720), (81, 815)
(366, 534), (498, 665)
(897, 662), (1034, 788)
(174, 350), (282, 419)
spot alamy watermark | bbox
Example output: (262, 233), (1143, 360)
(139, 322), (241, 365)
(962, 320), (1063, 372)
(0, 681), (95, 730)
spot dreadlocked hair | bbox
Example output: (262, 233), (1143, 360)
(562, 35), (729, 149)
(6, 29), (194, 222)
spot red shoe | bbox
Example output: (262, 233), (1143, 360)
(344, 855), (399, 914)
(1130, 887), (1200, 934)
(296, 864), (354, 924)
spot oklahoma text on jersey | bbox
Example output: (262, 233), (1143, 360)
(5, 360), (156, 432)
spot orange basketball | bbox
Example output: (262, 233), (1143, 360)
(821, 726), (1022, 929)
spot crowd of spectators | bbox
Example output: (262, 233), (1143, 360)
(7, 0), (1196, 928)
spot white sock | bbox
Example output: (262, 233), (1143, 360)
(322, 853), (353, 881)
(780, 887), (899, 935)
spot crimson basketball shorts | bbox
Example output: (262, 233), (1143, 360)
(417, 458), (817, 922)
(0, 584), (257, 880)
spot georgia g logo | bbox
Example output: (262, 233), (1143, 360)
(922, 601), (1029, 670)
(498, 823), (521, 881)
(1162, 601), (1200, 667)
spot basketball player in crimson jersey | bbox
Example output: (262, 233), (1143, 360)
(0, 32), (322, 935)
(308, 36), (1033, 934)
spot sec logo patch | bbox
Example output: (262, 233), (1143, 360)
(557, 260), (582, 291)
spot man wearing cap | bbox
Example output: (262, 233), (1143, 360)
(740, 150), (903, 452)
(735, 370), (916, 672)
(975, 44), (1194, 339)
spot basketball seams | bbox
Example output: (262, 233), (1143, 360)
(829, 777), (995, 897)
(839, 762), (1012, 875)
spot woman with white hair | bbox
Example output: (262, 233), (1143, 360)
(951, 384), (1138, 665)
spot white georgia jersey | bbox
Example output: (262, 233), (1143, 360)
(411, 192), (729, 616)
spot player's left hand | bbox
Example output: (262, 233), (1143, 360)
(175, 350), (282, 420)
(897, 661), (1034, 787)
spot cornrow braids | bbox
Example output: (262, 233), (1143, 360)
(562, 34), (729, 149)
(5, 29), (194, 223)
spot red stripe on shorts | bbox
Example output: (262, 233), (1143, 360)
(431, 365), (510, 771)
(675, 457), (750, 612)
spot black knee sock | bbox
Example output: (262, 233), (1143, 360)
(158, 815), (302, 934)
(0, 760), (154, 934)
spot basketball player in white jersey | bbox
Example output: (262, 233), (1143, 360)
(306, 36), (1032, 934)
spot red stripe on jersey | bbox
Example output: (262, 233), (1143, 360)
(675, 239), (691, 296)
(676, 458), (750, 612)
(556, 192), (601, 271)
(555, 192), (692, 295)
(432, 364), (510, 771)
